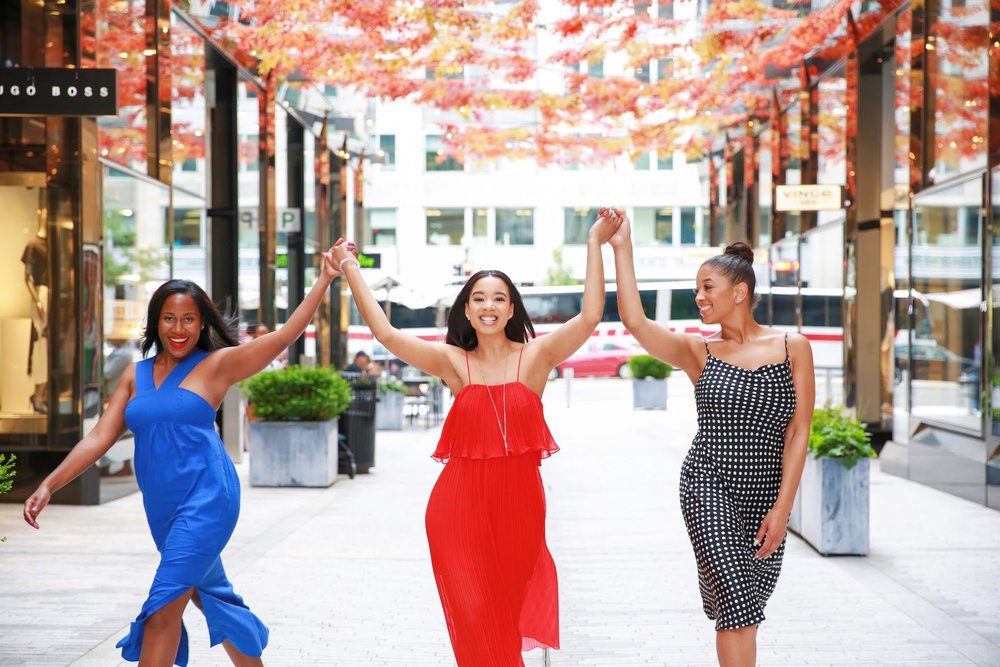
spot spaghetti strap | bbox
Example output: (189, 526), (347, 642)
(516, 347), (524, 382)
(704, 338), (712, 358)
(783, 332), (789, 362)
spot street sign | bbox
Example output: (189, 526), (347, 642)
(277, 207), (301, 233)
(0, 68), (118, 116)
(775, 185), (844, 212)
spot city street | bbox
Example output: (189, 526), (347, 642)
(1, 377), (998, 666)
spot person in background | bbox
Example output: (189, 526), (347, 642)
(345, 351), (372, 374)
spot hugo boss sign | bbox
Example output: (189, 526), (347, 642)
(0, 67), (118, 116)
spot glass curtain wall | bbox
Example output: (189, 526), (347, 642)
(96, 0), (146, 172)
(237, 79), (262, 323)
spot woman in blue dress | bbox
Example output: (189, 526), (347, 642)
(22, 245), (344, 666)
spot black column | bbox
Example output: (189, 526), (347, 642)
(286, 120), (306, 365)
(207, 49), (238, 313)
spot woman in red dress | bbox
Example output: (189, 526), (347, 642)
(332, 211), (620, 666)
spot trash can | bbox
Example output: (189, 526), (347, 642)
(958, 368), (979, 412)
(340, 373), (377, 474)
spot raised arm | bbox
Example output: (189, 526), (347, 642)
(209, 246), (341, 390)
(610, 211), (701, 375)
(531, 211), (619, 370)
(331, 241), (462, 388)
(23, 365), (135, 528)
(755, 332), (815, 558)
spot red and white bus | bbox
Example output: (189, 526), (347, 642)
(348, 282), (930, 372)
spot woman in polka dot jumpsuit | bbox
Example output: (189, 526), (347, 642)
(606, 210), (815, 667)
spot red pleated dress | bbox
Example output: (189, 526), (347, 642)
(426, 349), (560, 667)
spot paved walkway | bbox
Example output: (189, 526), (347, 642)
(1, 377), (999, 666)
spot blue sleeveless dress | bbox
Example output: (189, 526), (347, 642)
(118, 349), (268, 665)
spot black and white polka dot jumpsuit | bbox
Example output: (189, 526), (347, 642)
(679, 335), (796, 630)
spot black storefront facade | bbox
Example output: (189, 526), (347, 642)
(0, 0), (357, 504)
(706, 0), (1000, 509)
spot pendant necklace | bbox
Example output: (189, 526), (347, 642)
(476, 350), (509, 455)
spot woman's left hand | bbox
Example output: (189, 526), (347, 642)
(754, 507), (788, 559)
(590, 207), (623, 244)
(323, 239), (360, 278)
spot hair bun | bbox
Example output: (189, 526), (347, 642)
(723, 242), (754, 265)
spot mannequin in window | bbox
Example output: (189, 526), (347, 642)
(22, 221), (48, 414)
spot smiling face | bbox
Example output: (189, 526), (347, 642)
(157, 293), (203, 359)
(695, 264), (747, 325)
(464, 276), (513, 336)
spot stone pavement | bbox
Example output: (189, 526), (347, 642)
(1, 377), (999, 667)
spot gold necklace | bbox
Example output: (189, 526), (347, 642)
(475, 350), (509, 455)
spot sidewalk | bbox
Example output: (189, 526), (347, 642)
(1, 377), (999, 666)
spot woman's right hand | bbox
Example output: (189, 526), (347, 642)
(330, 238), (359, 269)
(606, 209), (631, 249)
(23, 485), (51, 529)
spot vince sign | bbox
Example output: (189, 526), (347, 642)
(0, 68), (118, 116)
(775, 185), (844, 212)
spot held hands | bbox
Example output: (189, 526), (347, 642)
(23, 485), (51, 529)
(590, 207), (624, 245)
(324, 239), (360, 278)
(596, 207), (631, 249)
(754, 506), (788, 559)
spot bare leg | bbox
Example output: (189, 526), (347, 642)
(716, 625), (757, 667)
(190, 591), (264, 667)
(138, 588), (195, 667)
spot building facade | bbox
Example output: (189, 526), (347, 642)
(0, 0), (368, 504)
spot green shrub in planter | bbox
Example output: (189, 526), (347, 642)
(377, 379), (407, 396)
(808, 404), (877, 469)
(0, 453), (14, 542)
(627, 354), (673, 380)
(242, 365), (352, 422)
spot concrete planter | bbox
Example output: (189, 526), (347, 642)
(632, 377), (667, 410)
(791, 456), (870, 556)
(375, 391), (404, 431)
(248, 419), (339, 487)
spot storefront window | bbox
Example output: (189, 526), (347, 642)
(990, 168), (1000, 484)
(0, 183), (49, 444)
(170, 14), (208, 288)
(426, 135), (463, 172)
(801, 223), (844, 375)
(97, 0), (147, 172)
(496, 208), (534, 245)
(473, 208), (489, 240)
(816, 63), (847, 227)
(928, 0), (988, 183)
(427, 208), (464, 245)
(237, 79), (262, 322)
(274, 106), (290, 319)
(634, 207), (673, 245)
(909, 176), (982, 432)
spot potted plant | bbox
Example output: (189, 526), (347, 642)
(789, 403), (877, 555)
(627, 355), (672, 410)
(0, 453), (14, 542)
(375, 378), (407, 431)
(242, 366), (353, 487)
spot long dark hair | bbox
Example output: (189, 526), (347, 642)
(445, 270), (535, 350)
(140, 279), (240, 356)
(702, 241), (759, 308)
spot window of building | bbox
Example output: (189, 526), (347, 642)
(657, 57), (673, 81)
(656, 151), (673, 170)
(634, 152), (651, 170)
(426, 135), (463, 172)
(635, 61), (651, 83)
(586, 55), (604, 79)
(426, 64), (464, 80)
(97, 0), (147, 173)
(473, 208), (488, 240)
(564, 207), (597, 244)
(365, 208), (397, 247)
(496, 208), (534, 245)
(633, 207), (673, 245)
(680, 207), (698, 245)
(426, 208), (464, 245)
(657, 0), (674, 19)
(379, 134), (395, 171)
(174, 207), (203, 247)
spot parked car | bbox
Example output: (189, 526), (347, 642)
(549, 340), (641, 380)
(894, 339), (975, 383)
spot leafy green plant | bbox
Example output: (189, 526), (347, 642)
(242, 366), (353, 422)
(809, 404), (877, 469)
(627, 354), (672, 380)
(377, 379), (407, 396)
(0, 453), (14, 543)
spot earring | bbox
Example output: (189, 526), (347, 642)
(736, 297), (743, 304)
